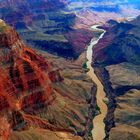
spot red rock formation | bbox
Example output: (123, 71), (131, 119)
(0, 20), (64, 140)
(0, 116), (11, 140)
(0, 22), (55, 110)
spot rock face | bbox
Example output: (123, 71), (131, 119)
(0, 0), (94, 59)
(92, 15), (140, 139)
(0, 20), (54, 111)
(0, 20), (55, 140)
(109, 89), (140, 140)
(0, 21), (96, 140)
(93, 22), (140, 65)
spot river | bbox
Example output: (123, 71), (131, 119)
(86, 25), (108, 140)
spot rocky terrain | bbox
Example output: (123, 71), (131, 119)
(74, 9), (121, 29)
(0, 0), (95, 59)
(67, 0), (140, 29)
(0, 20), (97, 140)
(1, 1), (140, 140)
(92, 15), (140, 139)
(1, 0), (135, 59)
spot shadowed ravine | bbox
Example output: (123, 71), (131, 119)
(86, 25), (108, 140)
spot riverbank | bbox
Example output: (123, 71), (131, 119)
(86, 25), (108, 140)
(37, 49), (99, 140)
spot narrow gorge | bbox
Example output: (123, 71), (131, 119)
(86, 25), (108, 140)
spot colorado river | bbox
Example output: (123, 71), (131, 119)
(86, 25), (108, 140)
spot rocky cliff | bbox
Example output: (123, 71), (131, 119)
(92, 15), (140, 139)
(0, 0), (94, 59)
(0, 20), (96, 140)
(0, 20), (54, 110)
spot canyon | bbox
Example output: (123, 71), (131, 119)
(0, 20), (97, 140)
(0, 0), (140, 140)
(0, 0), (95, 59)
(86, 25), (108, 140)
(92, 15), (140, 139)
